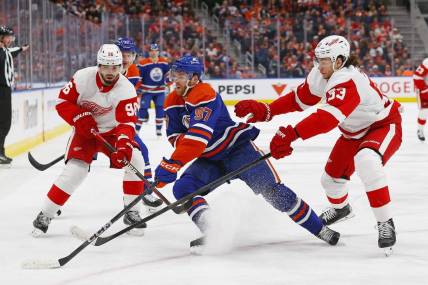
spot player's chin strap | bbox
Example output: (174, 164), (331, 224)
(332, 56), (348, 72)
(182, 76), (199, 97)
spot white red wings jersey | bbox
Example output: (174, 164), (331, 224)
(413, 58), (428, 92)
(294, 66), (397, 139)
(56, 66), (138, 134)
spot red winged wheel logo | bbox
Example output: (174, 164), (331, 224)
(80, 100), (113, 116)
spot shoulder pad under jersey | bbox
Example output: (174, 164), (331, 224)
(164, 91), (185, 111)
(185, 83), (217, 107)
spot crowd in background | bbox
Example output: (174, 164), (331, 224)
(211, 0), (413, 77)
(2, 0), (415, 81)
(49, 0), (256, 78)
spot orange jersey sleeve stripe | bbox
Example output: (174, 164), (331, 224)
(187, 127), (213, 140)
(170, 138), (206, 165)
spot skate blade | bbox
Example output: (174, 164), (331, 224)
(0, 164), (11, 169)
(383, 247), (393, 257)
(31, 228), (46, 238)
(126, 228), (145, 236)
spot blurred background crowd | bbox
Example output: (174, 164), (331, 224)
(0, 0), (417, 89)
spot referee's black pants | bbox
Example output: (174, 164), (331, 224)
(0, 85), (12, 155)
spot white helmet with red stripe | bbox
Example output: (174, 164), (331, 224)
(315, 35), (350, 68)
(97, 44), (122, 66)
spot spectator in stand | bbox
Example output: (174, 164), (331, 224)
(213, 0), (409, 78)
(43, 0), (411, 79)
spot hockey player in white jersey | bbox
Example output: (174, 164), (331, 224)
(413, 58), (428, 141)
(235, 35), (402, 255)
(32, 44), (149, 236)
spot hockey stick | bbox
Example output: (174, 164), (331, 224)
(91, 131), (187, 214)
(28, 152), (65, 171)
(92, 152), (271, 246)
(21, 129), (179, 269)
(22, 177), (150, 269)
(22, 152), (270, 269)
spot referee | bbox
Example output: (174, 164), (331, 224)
(0, 26), (29, 166)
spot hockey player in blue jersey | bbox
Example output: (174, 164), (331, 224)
(137, 43), (170, 137)
(115, 37), (162, 210)
(154, 56), (340, 252)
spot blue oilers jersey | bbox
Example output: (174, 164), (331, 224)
(164, 82), (259, 163)
(137, 57), (170, 95)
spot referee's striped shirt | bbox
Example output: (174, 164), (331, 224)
(0, 46), (22, 87)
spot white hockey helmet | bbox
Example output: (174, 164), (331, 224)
(314, 35), (350, 67)
(97, 44), (122, 66)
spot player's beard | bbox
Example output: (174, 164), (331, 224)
(100, 73), (118, 86)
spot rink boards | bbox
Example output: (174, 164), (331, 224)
(4, 76), (416, 158)
(207, 76), (416, 104)
(5, 87), (69, 158)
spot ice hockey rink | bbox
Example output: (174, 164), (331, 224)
(0, 103), (427, 285)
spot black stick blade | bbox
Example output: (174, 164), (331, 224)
(28, 152), (64, 171)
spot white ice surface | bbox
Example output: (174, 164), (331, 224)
(0, 104), (427, 285)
